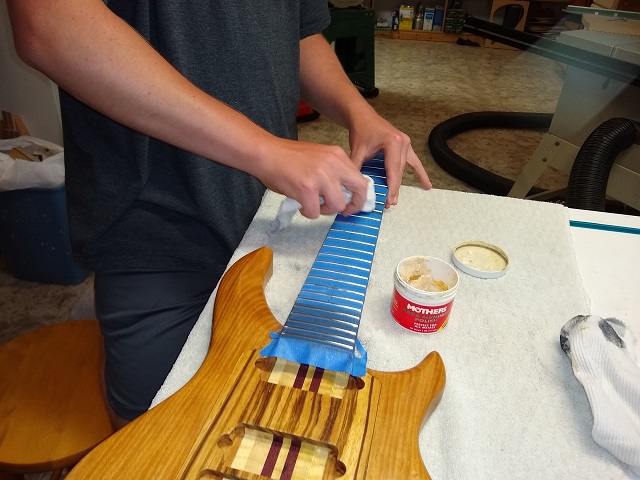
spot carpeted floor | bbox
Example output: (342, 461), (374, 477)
(1, 38), (569, 347)
(299, 37), (569, 192)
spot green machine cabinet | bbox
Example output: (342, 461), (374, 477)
(323, 7), (379, 98)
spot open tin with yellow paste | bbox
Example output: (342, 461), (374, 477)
(451, 241), (509, 279)
(391, 256), (459, 334)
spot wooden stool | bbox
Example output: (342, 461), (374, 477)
(0, 320), (114, 480)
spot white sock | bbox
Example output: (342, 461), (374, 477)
(561, 315), (640, 476)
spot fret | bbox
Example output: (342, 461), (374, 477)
(288, 312), (360, 334)
(374, 192), (387, 204)
(285, 321), (357, 343)
(361, 165), (385, 178)
(303, 276), (368, 295)
(334, 214), (381, 229)
(315, 253), (371, 272)
(329, 221), (381, 236)
(300, 284), (365, 304)
(298, 293), (364, 314)
(322, 237), (376, 255)
(311, 260), (370, 277)
(308, 267), (369, 286)
(304, 281), (365, 300)
(326, 231), (377, 250)
(291, 304), (361, 324)
(285, 324), (357, 345)
(298, 291), (364, 314)
(325, 236), (378, 251)
(318, 244), (374, 262)
(326, 231), (378, 247)
(284, 319), (358, 340)
(286, 317), (358, 343)
(279, 330), (355, 350)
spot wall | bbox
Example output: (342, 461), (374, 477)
(0, 0), (63, 145)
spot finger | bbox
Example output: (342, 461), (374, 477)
(406, 147), (432, 190)
(318, 183), (348, 216)
(340, 172), (368, 216)
(341, 187), (367, 217)
(297, 190), (322, 219)
(384, 141), (405, 208)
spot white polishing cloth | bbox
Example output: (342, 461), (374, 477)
(272, 174), (376, 232)
(152, 186), (634, 479)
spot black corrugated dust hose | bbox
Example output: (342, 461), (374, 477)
(428, 113), (640, 212)
(427, 111), (553, 197)
(565, 118), (640, 212)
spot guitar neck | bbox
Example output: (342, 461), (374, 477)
(260, 156), (388, 376)
(280, 156), (388, 369)
(284, 175), (387, 347)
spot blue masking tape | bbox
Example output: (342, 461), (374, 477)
(260, 333), (368, 377)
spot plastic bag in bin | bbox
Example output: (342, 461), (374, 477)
(0, 136), (64, 192)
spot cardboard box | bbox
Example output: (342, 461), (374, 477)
(592, 0), (640, 12)
(583, 13), (640, 35)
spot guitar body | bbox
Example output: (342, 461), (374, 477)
(67, 247), (446, 480)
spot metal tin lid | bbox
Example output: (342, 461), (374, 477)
(451, 241), (509, 279)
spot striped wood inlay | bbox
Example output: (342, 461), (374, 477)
(229, 428), (331, 480)
(259, 357), (354, 399)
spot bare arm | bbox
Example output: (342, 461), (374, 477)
(6, 0), (367, 218)
(299, 34), (432, 206)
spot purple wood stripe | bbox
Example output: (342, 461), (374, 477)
(293, 363), (309, 389)
(309, 366), (324, 393)
(261, 435), (283, 478)
(280, 438), (302, 480)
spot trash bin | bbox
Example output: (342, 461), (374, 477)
(0, 136), (89, 285)
(0, 185), (89, 284)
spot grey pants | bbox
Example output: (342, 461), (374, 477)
(94, 269), (218, 420)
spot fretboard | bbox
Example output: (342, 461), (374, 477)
(260, 155), (387, 376)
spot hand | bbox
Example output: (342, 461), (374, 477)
(255, 137), (370, 219)
(348, 113), (432, 207)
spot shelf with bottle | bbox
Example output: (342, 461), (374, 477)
(372, 0), (573, 43)
(374, 0), (486, 43)
(394, 2), (451, 33)
(377, 0), (478, 41)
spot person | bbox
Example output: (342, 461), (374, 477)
(6, 0), (432, 429)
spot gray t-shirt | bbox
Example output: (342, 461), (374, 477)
(61, 0), (330, 276)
